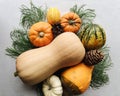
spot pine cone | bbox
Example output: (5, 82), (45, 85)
(83, 49), (104, 66)
(52, 23), (64, 38)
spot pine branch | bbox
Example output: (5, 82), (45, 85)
(70, 5), (96, 23)
(20, 1), (47, 29)
(6, 28), (35, 58)
(70, 5), (96, 32)
(36, 83), (44, 96)
(6, 2), (47, 59)
(90, 45), (112, 88)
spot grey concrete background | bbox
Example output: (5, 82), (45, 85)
(0, 0), (120, 96)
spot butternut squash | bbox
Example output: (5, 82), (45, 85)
(61, 62), (94, 94)
(16, 32), (85, 85)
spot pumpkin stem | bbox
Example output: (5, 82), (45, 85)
(39, 32), (45, 38)
(69, 20), (75, 25)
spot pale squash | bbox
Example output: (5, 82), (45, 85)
(16, 32), (85, 85)
(61, 62), (94, 94)
(42, 75), (63, 96)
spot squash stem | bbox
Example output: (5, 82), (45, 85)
(14, 71), (18, 77)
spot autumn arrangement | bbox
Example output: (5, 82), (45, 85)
(6, 2), (112, 96)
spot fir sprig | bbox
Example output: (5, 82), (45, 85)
(90, 46), (112, 88)
(6, 2), (47, 58)
(6, 29), (34, 58)
(20, 1), (47, 29)
(70, 5), (96, 31)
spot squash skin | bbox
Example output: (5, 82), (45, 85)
(79, 24), (106, 50)
(16, 32), (85, 85)
(47, 8), (61, 25)
(61, 62), (94, 94)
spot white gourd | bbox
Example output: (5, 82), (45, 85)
(42, 75), (63, 96)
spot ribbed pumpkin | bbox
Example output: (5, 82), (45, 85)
(79, 24), (106, 50)
(29, 22), (53, 47)
(61, 12), (82, 33)
(47, 7), (61, 25)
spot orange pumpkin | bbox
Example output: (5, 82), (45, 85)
(61, 12), (82, 33)
(29, 22), (53, 47)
